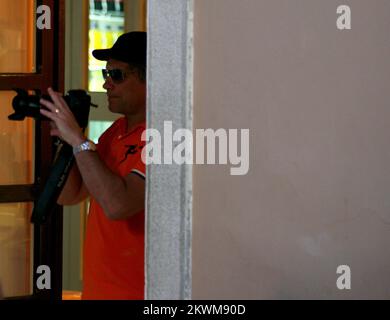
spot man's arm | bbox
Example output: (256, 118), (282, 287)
(57, 163), (89, 205)
(40, 88), (145, 220)
(74, 150), (145, 220)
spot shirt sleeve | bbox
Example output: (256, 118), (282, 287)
(130, 156), (146, 179)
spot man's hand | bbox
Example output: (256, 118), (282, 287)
(40, 87), (85, 147)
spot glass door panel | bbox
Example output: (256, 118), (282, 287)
(0, 0), (65, 300)
(0, 91), (34, 185)
(0, 0), (36, 73)
(0, 202), (33, 298)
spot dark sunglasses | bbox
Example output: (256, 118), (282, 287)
(102, 69), (129, 84)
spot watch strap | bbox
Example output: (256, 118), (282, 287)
(73, 140), (96, 155)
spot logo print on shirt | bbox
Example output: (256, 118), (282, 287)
(119, 144), (144, 164)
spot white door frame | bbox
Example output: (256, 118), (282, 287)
(145, 0), (194, 299)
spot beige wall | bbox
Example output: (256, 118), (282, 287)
(192, 0), (390, 299)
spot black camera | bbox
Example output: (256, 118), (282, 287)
(7, 89), (98, 224)
(8, 89), (96, 129)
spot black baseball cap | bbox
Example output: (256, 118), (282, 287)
(92, 31), (146, 67)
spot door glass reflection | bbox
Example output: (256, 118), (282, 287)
(0, 91), (34, 185)
(0, 202), (33, 298)
(0, 0), (36, 73)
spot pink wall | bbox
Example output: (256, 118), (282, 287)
(192, 0), (390, 299)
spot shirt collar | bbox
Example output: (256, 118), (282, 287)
(117, 117), (145, 140)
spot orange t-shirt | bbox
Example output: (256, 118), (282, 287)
(82, 118), (145, 300)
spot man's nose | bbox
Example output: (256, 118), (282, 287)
(103, 77), (114, 90)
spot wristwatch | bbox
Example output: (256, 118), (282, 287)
(73, 140), (97, 155)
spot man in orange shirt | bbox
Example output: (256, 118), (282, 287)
(40, 32), (147, 299)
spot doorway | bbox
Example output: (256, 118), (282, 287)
(62, 0), (147, 296)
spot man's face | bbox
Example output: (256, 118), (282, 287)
(103, 58), (146, 116)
